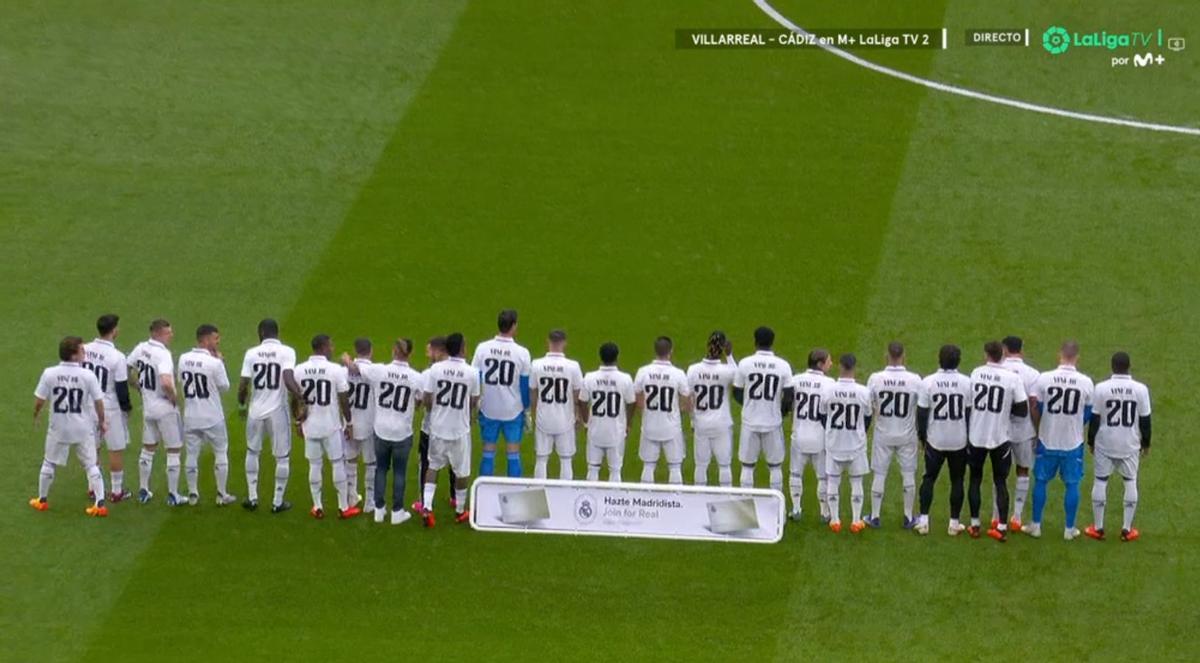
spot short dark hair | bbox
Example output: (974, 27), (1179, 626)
(445, 333), (465, 357)
(394, 338), (413, 358)
(807, 348), (830, 369)
(654, 336), (673, 358)
(1002, 336), (1023, 353)
(149, 319), (171, 333)
(1061, 340), (1080, 360)
(96, 314), (119, 337)
(59, 336), (84, 362)
(548, 329), (567, 344)
(754, 326), (775, 350)
(839, 353), (856, 371)
(1111, 351), (1131, 374)
(311, 334), (331, 352)
(599, 342), (619, 365)
(984, 341), (1003, 362)
(428, 335), (447, 351)
(196, 324), (219, 341)
(258, 318), (279, 340)
(887, 341), (904, 360)
(498, 309), (518, 334)
(938, 344), (961, 370)
(354, 337), (372, 356)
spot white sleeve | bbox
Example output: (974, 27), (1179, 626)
(114, 356), (128, 382)
(157, 354), (174, 377)
(623, 378), (636, 404)
(216, 361), (231, 392)
(732, 361), (745, 388)
(34, 372), (50, 400)
(468, 370), (481, 397)
(577, 378), (590, 403)
(676, 371), (691, 397)
(917, 379), (931, 409)
(86, 372), (104, 402)
(1139, 385), (1152, 416)
(240, 351), (254, 379)
(1011, 374), (1027, 404)
(335, 368), (350, 394)
(633, 369), (646, 394)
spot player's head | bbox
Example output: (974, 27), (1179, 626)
(1059, 340), (1080, 365)
(393, 338), (413, 361)
(149, 318), (173, 344)
(984, 340), (1003, 363)
(59, 335), (85, 362)
(311, 334), (332, 357)
(599, 342), (619, 366)
(427, 335), (447, 362)
(1111, 351), (1131, 374)
(838, 353), (856, 377)
(1002, 336), (1023, 357)
(354, 337), (372, 358)
(445, 333), (465, 358)
(887, 341), (904, 365)
(754, 326), (774, 350)
(196, 324), (220, 351)
(706, 330), (727, 360)
(654, 336), (673, 360)
(257, 318), (279, 341)
(548, 329), (567, 352)
(96, 314), (119, 340)
(807, 348), (831, 372)
(497, 309), (518, 336)
(938, 344), (961, 370)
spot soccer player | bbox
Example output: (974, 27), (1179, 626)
(966, 341), (1029, 541)
(1024, 341), (1094, 540)
(471, 309), (532, 477)
(1085, 351), (1152, 542)
(83, 314), (133, 502)
(529, 329), (584, 480)
(580, 342), (635, 482)
(915, 344), (972, 536)
(295, 334), (358, 519)
(421, 332), (480, 526)
(127, 319), (185, 505)
(999, 335), (1040, 530)
(866, 341), (924, 529)
(179, 324), (235, 506)
(820, 353), (871, 534)
(412, 336), (455, 512)
(345, 338), (423, 525)
(733, 326), (793, 492)
(686, 331), (737, 487)
(789, 348), (834, 522)
(30, 336), (109, 516)
(345, 337), (377, 513)
(633, 336), (692, 484)
(238, 318), (303, 513)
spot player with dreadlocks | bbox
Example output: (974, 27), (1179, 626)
(685, 331), (738, 486)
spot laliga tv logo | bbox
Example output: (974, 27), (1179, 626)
(1043, 26), (1070, 54)
(1043, 25), (1167, 55)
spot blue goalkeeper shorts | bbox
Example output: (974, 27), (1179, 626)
(1033, 442), (1084, 483)
(479, 414), (524, 444)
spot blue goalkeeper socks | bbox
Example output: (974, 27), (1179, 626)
(1063, 481), (1080, 529)
(479, 449), (496, 476)
(1031, 478), (1048, 523)
(507, 451), (522, 477)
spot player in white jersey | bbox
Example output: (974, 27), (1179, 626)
(529, 329), (584, 480)
(296, 335), (357, 519)
(83, 314), (133, 502)
(733, 327), (793, 492)
(345, 337), (377, 513)
(789, 349), (834, 522)
(29, 336), (109, 517)
(634, 336), (692, 484)
(966, 341), (1029, 542)
(866, 342), (925, 529)
(998, 336), (1040, 530)
(420, 332), (480, 527)
(471, 309), (532, 477)
(179, 324), (235, 506)
(1085, 351), (1152, 542)
(412, 336), (455, 512)
(1025, 341), (1094, 541)
(345, 338), (423, 525)
(915, 345), (972, 536)
(127, 319), (184, 505)
(686, 331), (738, 487)
(237, 319), (303, 514)
(820, 354), (872, 534)
(580, 342), (636, 482)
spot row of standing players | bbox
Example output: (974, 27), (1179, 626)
(30, 311), (1152, 542)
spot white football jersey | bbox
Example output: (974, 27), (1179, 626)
(360, 361), (423, 441)
(82, 338), (128, 409)
(791, 369), (834, 453)
(820, 378), (871, 460)
(1092, 374), (1151, 458)
(918, 370), (972, 451)
(35, 362), (104, 442)
(531, 352), (584, 435)
(686, 358), (736, 434)
(634, 360), (690, 440)
(1003, 357), (1040, 442)
(1033, 365), (1094, 451)
(178, 348), (230, 428)
(967, 362), (1028, 449)
(734, 351), (793, 431)
(294, 355), (350, 438)
(867, 366), (924, 444)
(347, 358), (376, 440)
(239, 339), (297, 420)
(423, 357), (480, 439)
(127, 339), (177, 419)
(579, 366), (635, 447)
(471, 336), (532, 421)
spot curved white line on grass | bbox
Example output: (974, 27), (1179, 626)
(754, 0), (1200, 136)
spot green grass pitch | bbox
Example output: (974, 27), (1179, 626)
(2, 1), (1197, 660)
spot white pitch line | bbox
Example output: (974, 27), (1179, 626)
(754, 0), (1200, 136)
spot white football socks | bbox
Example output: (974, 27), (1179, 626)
(455, 488), (467, 513)
(85, 465), (105, 505)
(1092, 477), (1108, 529)
(308, 460), (323, 508)
(717, 464), (732, 487)
(138, 448), (154, 492)
(331, 457), (349, 510)
(38, 460), (55, 499)
(111, 470), (124, 496)
(827, 476), (840, 523)
(817, 476), (829, 517)
(245, 449), (260, 501)
(587, 465), (601, 482)
(215, 451), (229, 496)
(273, 456), (289, 507)
(166, 452), (181, 496)
(870, 474), (885, 519)
(1123, 479), (1138, 531)
(789, 471), (803, 512)
(902, 472), (916, 519)
(768, 465), (783, 493)
(534, 455), (549, 479)
(641, 462), (656, 483)
(559, 457), (574, 480)
(694, 461), (709, 486)
(1013, 475), (1030, 520)
(739, 466), (755, 487)
(850, 477), (864, 522)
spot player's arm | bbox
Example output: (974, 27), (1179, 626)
(780, 385), (794, 417)
(33, 397), (46, 423)
(94, 398), (108, 436)
(340, 353), (360, 376)
(1139, 415), (1152, 456)
(916, 406), (929, 446)
(1086, 413), (1100, 449)
(527, 376), (539, 420)
(237, 377), (251, 413)
(161, 371), (178, 406)
(116, 380), (132, 413)
(1027, 394), (1041, 429)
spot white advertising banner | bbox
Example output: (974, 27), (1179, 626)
(469, 477), (785, 544)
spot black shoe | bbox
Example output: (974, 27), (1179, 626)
(242, 499), (259, 511)
(271, 500), (292, 514)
